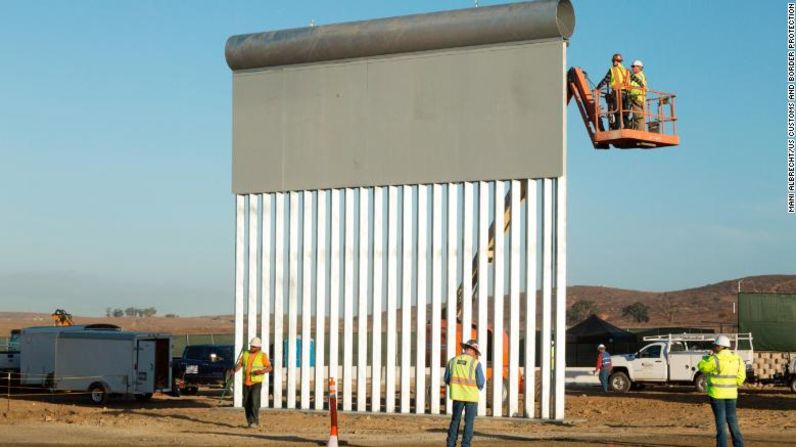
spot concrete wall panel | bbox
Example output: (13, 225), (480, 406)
(232, 40), (565, 193)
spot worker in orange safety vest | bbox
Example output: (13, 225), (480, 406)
(234, 337), (272, 428)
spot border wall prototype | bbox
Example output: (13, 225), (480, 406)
(226, 0), (574, 419)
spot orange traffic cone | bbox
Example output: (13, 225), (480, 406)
(328, 378), (339, 447)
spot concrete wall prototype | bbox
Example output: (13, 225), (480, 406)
(227, 0), (573, 194)
(226, 0), (574, 420)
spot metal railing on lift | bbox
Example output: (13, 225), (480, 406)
(595, 85), (678, 136)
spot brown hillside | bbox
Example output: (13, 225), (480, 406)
(567, 274), (796, 329)
(1, 275), (794, 337)
(0, 313), (233, 337)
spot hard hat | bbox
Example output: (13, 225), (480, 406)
(714, 335), (731, 348)
(250, 337), (262, 347)
(597, 344), (606, 350)
(461, 339), (481, 356)
(631, 59), (643, 67)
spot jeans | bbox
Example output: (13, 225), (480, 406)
(242, 383), (262, 425)
(447, 400), (477, 447)
(606, 91), (630, 129)
(709, 398), (744, 447)
(599, 369), (610, 392)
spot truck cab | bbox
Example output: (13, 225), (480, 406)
(1, 330), (21, 372)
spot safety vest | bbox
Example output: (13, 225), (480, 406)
(242, 350), (268, 386)
(610, 64), (629, 90)
(629, 71), (647, 103)
(601, 352), (612, 368)
(697, 349), (745, 399)
(447, 354), (480, 402)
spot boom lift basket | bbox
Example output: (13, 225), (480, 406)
(568, 67), (680, 150)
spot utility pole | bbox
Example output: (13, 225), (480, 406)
(734, 278), (745, 316)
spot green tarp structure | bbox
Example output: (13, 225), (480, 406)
(738, 293), (796, 352)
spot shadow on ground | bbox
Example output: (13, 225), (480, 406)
(567, 387), (795, 412)
(190, 430), (361, 446)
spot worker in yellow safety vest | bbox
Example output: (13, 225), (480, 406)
(445, 339), (485, 447)
(628, 60), (648, 130)
(596, 53), (630, 129)
(234, 337), (272, 428)
(697, 335), (746, 447)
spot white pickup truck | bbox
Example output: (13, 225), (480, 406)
(607, 333), (754, 393)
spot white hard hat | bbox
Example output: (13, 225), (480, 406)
(714, 335), (731, 348)
(250, 337), (262, 347)
(461, 339), (481, 356)
(631, 59), (643, 67)
(597, 344), (606, 349)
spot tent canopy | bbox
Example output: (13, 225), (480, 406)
(567, 315), (637, 343)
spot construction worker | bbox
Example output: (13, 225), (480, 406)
(698, 335), (746, 447)
(593, 344), (612, 392)
(628, 60), (647, 130)
(445, 339), (485, 447)
(234, 337), (272, 428)
(596, 53), (630, 129)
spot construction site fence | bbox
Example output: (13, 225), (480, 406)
(174, 333), (666, 369)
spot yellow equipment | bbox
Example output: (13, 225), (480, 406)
(51, 309), (74, 326)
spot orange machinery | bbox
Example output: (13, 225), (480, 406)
(428, 320), (523, 401)
(567, 66), (679, 149)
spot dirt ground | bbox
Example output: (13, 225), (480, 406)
(1, 387), (794, 447)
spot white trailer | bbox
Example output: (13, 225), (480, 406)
(608, 333), (754, 393)
(20, 325), (171, 403)
(20, 325), (121, 386)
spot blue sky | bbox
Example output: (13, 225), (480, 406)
(0, 1), (792, 316)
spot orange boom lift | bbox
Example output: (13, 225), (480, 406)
(567, 67), (680, 149)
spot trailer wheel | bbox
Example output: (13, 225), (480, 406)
(694, 374), (707, 393)
(789, 376), (796, 394)
(608, 371), (631, 393)
(88, 383), (108, 405)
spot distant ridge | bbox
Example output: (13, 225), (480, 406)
(1, 275), (793, 335)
